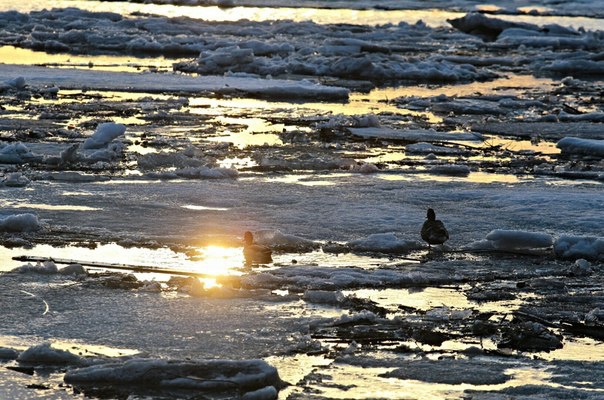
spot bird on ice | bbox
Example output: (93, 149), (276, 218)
(421, 208), (449, 249)
(243, 231), (273, 265)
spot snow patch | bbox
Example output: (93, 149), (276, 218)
(82, 123), (126, 150)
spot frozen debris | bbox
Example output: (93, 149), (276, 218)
(499, 321), (563, 352)
(252, 229), (318, 252)
(64, 358), (284, 395)
(81, 122), (126, 150)
(405, 142), (467, 156)
(0, 347), (19, 360)
(348, 233), (423, 254)
(14, 261), (86, 276)
(557, 137), (604, 158)
(17, 343), (85, 366)
(0, 172), (30, 187)
(554, 235), (604, 261)
(485, 230), (554, 251)
(0, 142), (42, 164)
(0, 213), (41, 232)
(348, 127), (483, 143)
(11, 261), (58, 274)
(426, 164), (471, 176)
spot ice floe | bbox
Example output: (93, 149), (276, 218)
(64, 358), (283, 395)
(348, 127), (483, 142)
(557, 137), (604, 158)
(0, 64), (349, 101)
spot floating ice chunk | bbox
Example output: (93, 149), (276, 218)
(64, 358), (283, 393)
(485, 230), (554, 251)
(303, 290), (344, 305)
(426, 164), (470, 176)
(554, 235), (604, 261)
(333, 310), (377, 325)
(17, 343), (84, 366)
(0, 213), (41, 232)
(82, 123), (126, 149)
(1, 172), (30, 187)
(0, 347), (19, 360)
(242, 386), (278, 400)
(557, 137), (604, 158)
(11, 261), (57, 274)
(253, 229), (318, 252)
(348, 233), (423, 254)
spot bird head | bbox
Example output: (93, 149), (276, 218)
(427, 208), (436, 221)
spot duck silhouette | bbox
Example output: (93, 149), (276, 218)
(421, 208), (449, 249)
(243, 231), (273, 265)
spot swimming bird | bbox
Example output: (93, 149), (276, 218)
(421, 208), (449, 249)
(243, 231), (273, 265)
